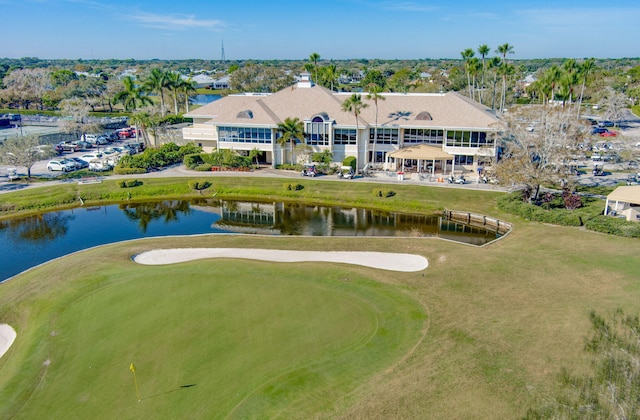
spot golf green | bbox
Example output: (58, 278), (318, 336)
(0, 250), (426, 419)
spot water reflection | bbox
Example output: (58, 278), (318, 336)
(0, 199), (504, 282)
(120, 200), (193, 232)
(0, 213), (72, 243)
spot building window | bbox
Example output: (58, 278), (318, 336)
(369, 128), (399, 144)
(445, 131), (491, 148)
(334, 128), (356, 145)
(306, 116), (330, 146)
(218, 126), (272, 143)
(454, 155), (474, 165)
(403, 129), (444, 144)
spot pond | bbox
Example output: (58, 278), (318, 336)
(190, 94), (221, 105)
(0, 199), (503, 282)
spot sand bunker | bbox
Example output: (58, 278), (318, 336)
(134, 248), (428, 272)
(0, 324), (16, 361)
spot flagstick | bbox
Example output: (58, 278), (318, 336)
(130, 362), (141, 401)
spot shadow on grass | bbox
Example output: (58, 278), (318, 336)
(141, 384), (197, 401)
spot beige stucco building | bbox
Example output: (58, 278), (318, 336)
(182, 74), (502, 173)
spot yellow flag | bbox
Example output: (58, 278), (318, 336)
(129, 362), (136, 373)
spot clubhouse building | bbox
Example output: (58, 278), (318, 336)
(182, 74), (502, 174)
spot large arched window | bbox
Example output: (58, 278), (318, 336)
(306, 114), (332, 146)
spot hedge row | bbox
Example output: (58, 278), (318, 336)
(498, 192), (640, 237)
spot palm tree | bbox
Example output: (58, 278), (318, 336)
(113, 76), (153, 112)
(496, 43), (515, 113)
(324, 63), (338, 91)
(477, 44), (490, 105)
(276, 117), (305, 165)
(468, 57), (481, 102)
(143, 68), (171, 116)
(543, 65), (563, 106)
(341, 93), (368, 166)
(576, 58), (595, 119)
(461, 48), (475, 99)
(309, 52), (321, 85)
(166, 72), (183, 115)
(178, 77), (197, 114)
(487, 56), (502, 111)
(366, 84), (385, 167)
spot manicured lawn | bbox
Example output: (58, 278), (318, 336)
(1, 178), (639, 417)
(0, 240), (425, 419)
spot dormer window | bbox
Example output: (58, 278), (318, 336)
(305, 114), (333, 146)
(416, 111), (433, 121)
(236, 110), (253, 119)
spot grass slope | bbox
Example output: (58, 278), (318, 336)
(0, 241), (425, 419)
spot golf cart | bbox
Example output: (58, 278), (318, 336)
(592, 163), (605, 176)
(337, 166), (355, 179)
(301, 163), (317, 177)
(447, 173), (466, 184)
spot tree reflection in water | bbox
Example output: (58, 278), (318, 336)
(119, 200), (192, 232)
(0, 213), (73, 243)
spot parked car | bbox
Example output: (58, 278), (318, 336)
(72, 140), (92, 150)
(47, 159), (76, 172)
(88, 159), (112, 172)
(58, 142), (81, 152)
(600, 130), (617, 137)
(69, 157), (89, 169)
(598, 120), (614, 127)
(79, 152), (104, 163)
(82, 134), (98, 143)
(591, 127), (607, 134)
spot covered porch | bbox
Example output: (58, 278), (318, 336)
(605, 186), (640, 222)
(386, 144), (455, 176)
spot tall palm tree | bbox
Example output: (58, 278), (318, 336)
(576, 58), (595, 119)
(366, 84), (385, 167)
(276, 117), (305, 165)
(309, 52), (321, 85)
(113, 76), (153, 112)
(324, 63), (338, 91)
(487, 56), (502, 111)
(143, 68), (171, 117)
(166, 71), (183, 115)
(477, 44), (490, 105)
(543, 65), (563, 106)
(468, 57), (481, 102)
(179, 77), (197, 114)
(461, 48), (475, 99)
(496, 43), (515, 113)
(341, 93), (368, 165)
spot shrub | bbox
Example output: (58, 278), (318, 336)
(113, 167), (147, 175)
(343, 156), (357, 170)
(118, 179), (142, 188)
(284, 183), (304, 191)
(188, 180), (212, 194)
(195, 163), (213, 171)
(183, 153), (205, 169)
(584, 216), (640, 238)
(373, 189), (396, 198)
(497, 193), (584, 226)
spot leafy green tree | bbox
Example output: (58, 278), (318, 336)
(113, 76), (153, 111)
(366, 84), (385, 166)
(361, 69), (386, 90)
(276, 117), (305, 165)
(341, 94), (368, 165)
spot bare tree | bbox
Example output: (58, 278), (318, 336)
(494, 106), (585, 203)
(0, 134), (45, 178)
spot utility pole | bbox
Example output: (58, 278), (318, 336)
(221, 39), (226, 62)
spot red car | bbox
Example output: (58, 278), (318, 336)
(600, 130), (617, 137)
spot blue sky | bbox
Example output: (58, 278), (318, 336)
(4, 0), (639, 60)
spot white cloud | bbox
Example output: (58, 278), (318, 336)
(126, 12), (225, 31)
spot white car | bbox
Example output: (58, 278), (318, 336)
(79, 152), (104, 163)
(47, 159), (76, 172)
